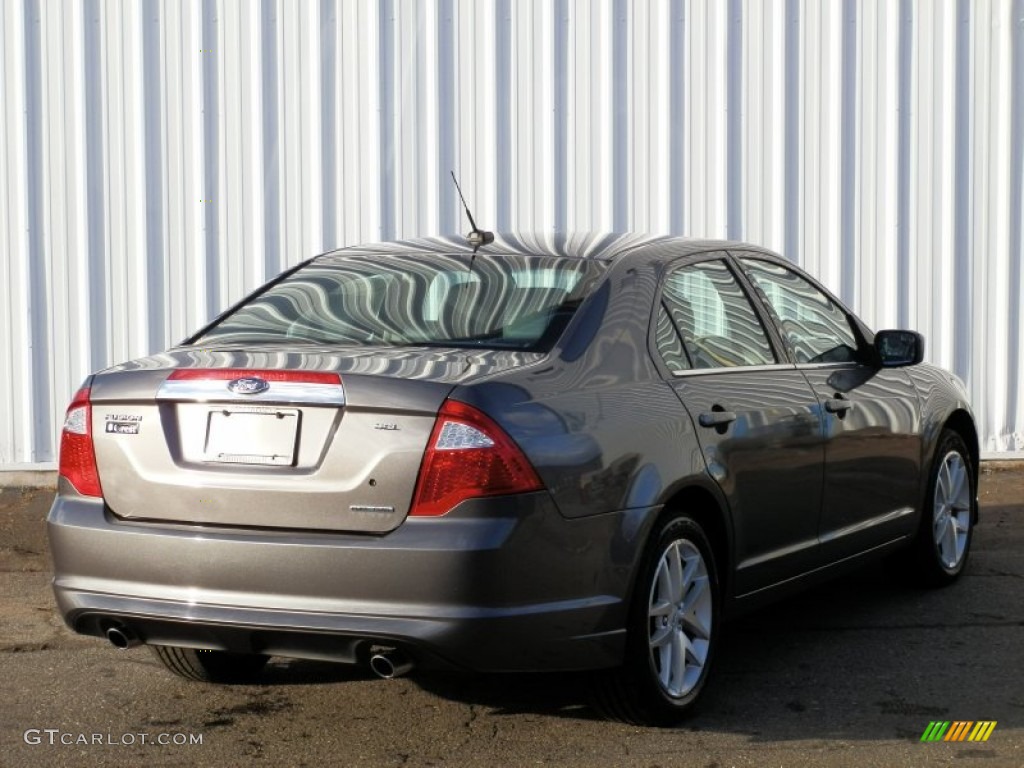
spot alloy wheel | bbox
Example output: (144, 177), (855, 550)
(647, 538), (713, 698)
(932, 450), (971, 570)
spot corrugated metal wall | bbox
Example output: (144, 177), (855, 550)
(1, 0), (1022, 466)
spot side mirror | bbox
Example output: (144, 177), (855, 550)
(875, 329), (924, 367)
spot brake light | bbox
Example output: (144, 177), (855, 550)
(410, 400), (544, 517)
(58, 386), (103, 497)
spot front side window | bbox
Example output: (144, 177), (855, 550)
(194, 254), (607, 351)
(661, 259), (775, 369)
(740, 258), (859, 364)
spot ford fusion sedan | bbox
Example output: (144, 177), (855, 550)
(48, 233), (978, 725)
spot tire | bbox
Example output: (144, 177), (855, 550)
(594, 513), (720, 726)
(903, 430), (976, 587)
(151, 646), (269, 683)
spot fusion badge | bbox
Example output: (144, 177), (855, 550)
(105, 414), (142, 435)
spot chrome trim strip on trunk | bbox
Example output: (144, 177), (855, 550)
(156, 379), (346, 405)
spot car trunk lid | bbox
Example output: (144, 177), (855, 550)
(88, 346), (542, 533)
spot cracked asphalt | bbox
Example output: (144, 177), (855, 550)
(0, 468), (1021, 767)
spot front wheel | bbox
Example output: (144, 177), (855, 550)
(904, 430), (976, 587)
(594, 513), (720, 725)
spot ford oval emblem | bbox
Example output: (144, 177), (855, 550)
(227, 377), (269, 395)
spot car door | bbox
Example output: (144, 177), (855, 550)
(654, 254), (825, 596)
(735, 255), (923, 563)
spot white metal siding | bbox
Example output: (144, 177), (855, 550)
(1, 0), (1022, 465)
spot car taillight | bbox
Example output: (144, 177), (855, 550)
(58, 386), (103, 498)
(410, 400), (543, 517)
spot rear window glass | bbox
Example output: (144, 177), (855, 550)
(194, 253), (608, 351)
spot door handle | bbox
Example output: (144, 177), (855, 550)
(698, 411), (737, 428)
(824, 397), (853, 415)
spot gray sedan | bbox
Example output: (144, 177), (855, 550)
(47, 233), (977, 725)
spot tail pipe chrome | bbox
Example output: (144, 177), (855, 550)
(105, 624), (142, 650)
(368, 649), (413, 679)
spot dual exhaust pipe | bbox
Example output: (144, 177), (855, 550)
(104, 624), (413, 679)
(105, 624), (141, 650)
(368, 648), (413, 679)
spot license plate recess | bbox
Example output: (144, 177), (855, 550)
(204, 407), (299, 466)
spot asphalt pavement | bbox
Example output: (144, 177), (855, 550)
(0, 469), (1021, 767)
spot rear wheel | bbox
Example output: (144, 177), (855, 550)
(594, 513), (719, 725)
(151, 646), (269, 683)
(903, 430), (975, 587)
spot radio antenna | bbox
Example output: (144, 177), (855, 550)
(450, 171), (494, 250)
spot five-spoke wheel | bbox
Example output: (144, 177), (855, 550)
(932, 448), (972, 570)
(647, 538), (713, 699)
(901, 429), (976, 586)
(594, 513), (719, 725)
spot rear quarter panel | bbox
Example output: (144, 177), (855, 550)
(454, 256), (709, 521)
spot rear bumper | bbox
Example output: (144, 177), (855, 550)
(48, 493), (654, 672)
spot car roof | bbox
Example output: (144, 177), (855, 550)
(319, 232), (777, 265)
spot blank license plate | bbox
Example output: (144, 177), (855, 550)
(204, 407), (299, 466)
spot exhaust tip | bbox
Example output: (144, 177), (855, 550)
(369, 650), (413, 679)
(105, 625), (141, 650)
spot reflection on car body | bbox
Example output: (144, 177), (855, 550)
(48, 233), (978, 725)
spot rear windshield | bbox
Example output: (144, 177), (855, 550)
(193, 253), (608, 350)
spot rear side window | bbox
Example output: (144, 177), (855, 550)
(655, 303), (690, 372)
(660, 260), (776, 369)
(194, 254), (607, 351)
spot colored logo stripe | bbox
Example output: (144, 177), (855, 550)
(945, 721), (973, 741)
(920, 721), (996, 742)
(921, 721), (950, 742)
(968, 722), (997, 742)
